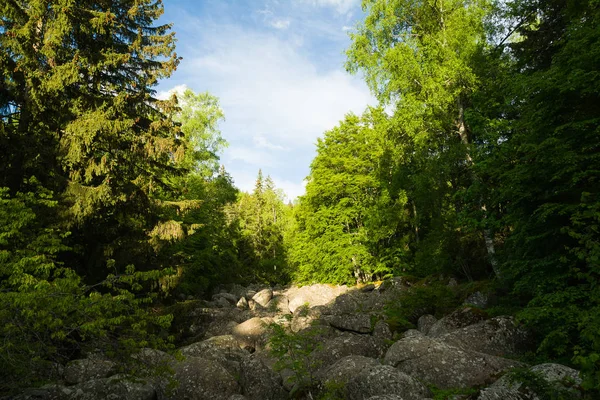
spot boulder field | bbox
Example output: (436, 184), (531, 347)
(12, 280), (581, 400)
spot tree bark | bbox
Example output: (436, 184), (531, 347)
(457, 97), (500, 278)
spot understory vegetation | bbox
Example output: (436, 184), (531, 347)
(1, 0), (598, 396)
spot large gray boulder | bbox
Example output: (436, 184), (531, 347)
(168, 356), (241, 400)
(70, 375), (156, 400)
(290, 306), (327, 333)
(16, 376), (156, 400)
(427, 307), (488, 337)
(477, 363), (582, 400)
(440, 316), (529, 357)
(179, 335), (249, 376)
(266, 295), (290, 314)
(313, 332), (387, 372)
(232, 317), (272, 351)
(346, 365), (431, 400)
(238, 356), (287, 400)
(285, 284), (349, 313)
(187, 307), (248, 341)
(63, 359), (117, 385)
(315, 355), (380, 388)
(384, 335), (520, 389)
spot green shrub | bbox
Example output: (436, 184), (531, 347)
(384, 279), (460, 333)
(268, 324), (325, 397)
(505, 368), (582, 400)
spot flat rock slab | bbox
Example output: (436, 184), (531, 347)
(169, 356), (241, 400)
(384, 335), (520, 389)
(285, 284), (349, 313)
(324, 314), (373, 333)
(313, 333), (387, 372)
(428, 307), (488, 337)
(440, 316), (530, 357)
(64, 358), (117, 385)
(346, 365), (431, 400)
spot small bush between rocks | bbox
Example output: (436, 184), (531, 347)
(268, 323), (324, 397)
(506, 367), (583, 400)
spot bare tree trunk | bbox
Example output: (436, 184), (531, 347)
(457, 98), (500, 278)
(412, 201), (420, 244)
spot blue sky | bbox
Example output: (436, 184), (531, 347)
(157, 0), (375, 200)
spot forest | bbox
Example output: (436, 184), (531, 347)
(1, 0), (599, 396)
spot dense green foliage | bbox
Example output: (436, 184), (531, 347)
(226, 171), (293, 285)
(289, 0), (600, 393)
(290, 109), (406, 284)
(0, 0), (181, 391)
(1, 0), (599, 396)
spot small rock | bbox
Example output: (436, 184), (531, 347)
(214, 293), (239, 305)
(403, 329), (423, 338)
(417, 314), (437, 335)
(360, 284), (376, 292)
(252, 289), (273, 307)
(464, 291), (489, 308)
(237, 297), (249, 309)
(216, 297), (232, 308)
(372, 320), (393, 340)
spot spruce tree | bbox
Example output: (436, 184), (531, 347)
(0, 0), (183, 391)
(1, 0), (182, 278)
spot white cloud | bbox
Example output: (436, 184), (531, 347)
(299, 0), (359, 15)
(342, 25), (352, 31)
(270, 18), (291, 29)
(183, 27), (372, 146)
(253, 135), (289, 151)
(227, 146), (277, 168)
(156, 84), (189, 100)
(272, 178), (307, 202)
(160, 23), (373, 200)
